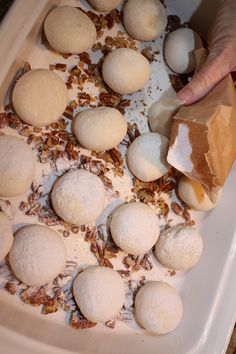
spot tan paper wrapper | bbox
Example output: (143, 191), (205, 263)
(167, 51), (236, 201)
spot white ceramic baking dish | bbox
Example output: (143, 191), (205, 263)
(0, 0), (235, 353)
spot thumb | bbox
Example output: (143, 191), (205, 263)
(176, 54), (230, 105)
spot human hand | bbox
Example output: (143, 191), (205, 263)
(176, 0), (236, 105)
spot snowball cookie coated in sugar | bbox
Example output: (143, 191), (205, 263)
(9, 225), (66, 287)
(148, 98), (182, 138)
(0, 135), (35, 197)
(12, 69), (68, 127)
(164, 28), (202, 74)
(127, 132), (171, 182)
(51, 169), (105, 225)
(73, 107), (127, 151)
(178, 176), (221, 211)
(44, 6), (97, 54)
(155, 225), (203, 271)
(123, 0), (167, 41)
(88, 0), (122, 12)
(73, 266), (125, 322)
(110, 202), (160, 256)
(102, 48), (151, 95)
(0, 213), (13, 261)
(135, 281), (183, 334)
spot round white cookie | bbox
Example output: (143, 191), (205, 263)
(88, 0), (122, 12)
(123, 0), (167, 41)
(73, 107), (127, 151)
(51, 169), (105, 225)
(102, 48), (151, 95)
(0, 212), (13, 261)
(12, 69), (68, 127)
(9, 225), (66, 287)
(110, 202), (159, 256)
(44, 6), (97, 54)
(178, 176), (221, 211)
(127, 132), (171, 182)
(155, 225), (203, 271)
(148, 98), (182, 138)
(164, 28), (202, 74)
(0, 135), (35, 197)
(73, 266), (125, 322)
(135, 281), (183, 334)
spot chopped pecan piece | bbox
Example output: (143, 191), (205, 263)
(55, 63), (67, 72)
(99, 92), (121, 107)
(141, 48), (155, 62)
(63, 106), (74, 119)
(105, 320), (116, 328)
(127, 123), (140, 143)
(5, 282), (17, 295)
(171, 202), (183, 216)
(70, 310), (97, 329)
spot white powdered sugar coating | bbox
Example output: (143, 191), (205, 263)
(73, 107), (127, 152)
(0, 212), (13, 261)
(167, 123), (193, 173)
(73, 266), (125, 322)
(12, 69), (68, 127)
(102, 48), (151, 95)
(155, 225), (203, 271)
(164, 28), (203, 74)
(88, 0), (122, 12)
(178, 176), (221, 211)
(127, 132), (171, 182)
(110, 202), (160, 256)
(9, 225), (66, 287)
(123, 0), (167, 41)
(148, 98), (182, 138)
(135, 281), (183, 334)
(44, 6), (97, 54)
(0, 135), (35, 197)
(51, 169), (106, 225)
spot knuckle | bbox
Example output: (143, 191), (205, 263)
(192, 72), (211, 90)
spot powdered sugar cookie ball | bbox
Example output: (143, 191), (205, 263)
(44, 6), (96, 54)
(51, 169), (105, 225)
(0, 212), (13, 261)
(88, 0), (122, 12)
(110, 202), (159, 255)
(9, 225), (66, 287)
(127, 132), (171, 182)
(148, 98), (182, 138)
(135, 281), (183, 334)
(12, 69), (68, 127)
(123, 0), (167, 41)
(0, 135), (35, 197)
(155, 225), (203, 271)
(102, 48), (151, 95)
(178, 176), (221, 211)
(73, 107), (127, 151)
(164, 28), (202, 74)
(73, 266), (125, 322)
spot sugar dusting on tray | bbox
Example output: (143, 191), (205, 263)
(0, 1), (199, 331)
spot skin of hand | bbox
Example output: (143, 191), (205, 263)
(176, 0), (236, 105)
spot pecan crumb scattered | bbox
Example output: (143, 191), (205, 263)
(105, 320), (116, 328)
(127, 123), (141, 144)
(70, 310), (97, 329)
(54, 63), (67, 72)
(5, 282), (17, 295)
(141, 48), (155, 62)
(171, 202), (183, 216)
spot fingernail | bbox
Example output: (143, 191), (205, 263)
(176, 88), (193, 104)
